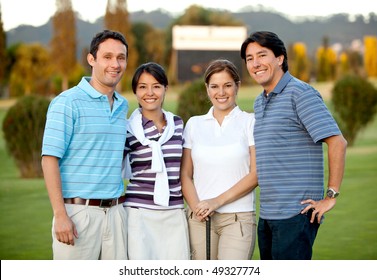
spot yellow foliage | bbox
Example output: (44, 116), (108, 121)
(364, 36), (377, 77)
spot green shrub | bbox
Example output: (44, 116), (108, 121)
(176, 79), (211, 124)
(332, 75), (377, 146)
(2, 95), (50, 178)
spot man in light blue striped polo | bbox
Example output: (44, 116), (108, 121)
(240, 31), (347, 260)
(41, 30), (129, 260)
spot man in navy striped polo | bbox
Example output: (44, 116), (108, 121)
(41, 30), (129, 259)
(240, 31), (347, 260)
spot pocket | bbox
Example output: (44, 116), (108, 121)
(235, 212), (256, 237)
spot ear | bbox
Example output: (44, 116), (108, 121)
(87, 53), (95, 67)
(278, 55), (284, 66)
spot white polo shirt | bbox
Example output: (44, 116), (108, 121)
(183, 106), (256, 213)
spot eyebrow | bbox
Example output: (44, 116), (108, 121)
(246, 50), (268, 57)
(102, 52), (126, 57)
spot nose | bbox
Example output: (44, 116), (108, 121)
(110, 57), (121, 68)
(146, 86), (154, 95)
(252, 58), (261, 68)
(218, 87), (226, 96)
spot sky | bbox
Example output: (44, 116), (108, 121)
(1, 0), (376, 31)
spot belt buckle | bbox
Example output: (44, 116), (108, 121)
(100, 199), (114, 208)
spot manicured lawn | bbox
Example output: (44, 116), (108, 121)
(0, 81), (376, 259)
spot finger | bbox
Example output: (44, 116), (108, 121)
(203, 209), (211, 218)
(301, 199), (314, 204)
(73, 225), (79, 239)
(300, 206), (312, 214)
(310, 211), (316, 223)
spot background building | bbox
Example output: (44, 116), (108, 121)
(172, 25), (247, 82)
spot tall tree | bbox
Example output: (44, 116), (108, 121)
(50, 0), (76, 92)
(104, 0), (138, 91)
(364, 36), (377, 77)
(316, 36), (337, 82)
(288, 42), (310, 82)
(0, 4), (7, 96)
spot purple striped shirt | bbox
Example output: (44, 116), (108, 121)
(124, 114), (184, 210)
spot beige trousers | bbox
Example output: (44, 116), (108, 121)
(188, 210), (256, 260)
(52, 203), (128, 260)
(126, 207), (190, 260)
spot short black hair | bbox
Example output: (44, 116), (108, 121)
(240, 31), (288, 72)
(89, 29), (128, 59)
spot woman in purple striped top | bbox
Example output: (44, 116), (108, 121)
(122, 62), (190, 260)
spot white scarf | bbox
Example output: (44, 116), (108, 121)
(124, 108), (175, 207)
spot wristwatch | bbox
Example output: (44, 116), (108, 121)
(326, 187), (340, 198)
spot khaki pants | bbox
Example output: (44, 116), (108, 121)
(52, 204), (128, 260)
(188, 210), (256, 260)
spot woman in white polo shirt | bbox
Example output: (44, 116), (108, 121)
(181, 59), (258, 260)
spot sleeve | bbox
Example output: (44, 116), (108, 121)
(122, 131), (133, 179)
(182, 117), (194, 149)
(296, 88), (341, 143)
(247, 113), (256, 147)
(41, 95), (75, 158)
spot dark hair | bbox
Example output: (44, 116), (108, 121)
(131, 62), (168, 94)
(204, 59), (241, 85)
(89, 30), (128, 59)
(240, 31), (288, 72)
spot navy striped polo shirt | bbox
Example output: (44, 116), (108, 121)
(254, 72), (341, 220)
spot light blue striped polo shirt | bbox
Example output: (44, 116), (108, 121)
(42, 77), (128, 199)
(254, 72), (341, 220)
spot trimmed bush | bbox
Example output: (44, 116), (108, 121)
(177, 79), (211, 124)
(2, 95), (50, 178)
(332, 75), (377, 146)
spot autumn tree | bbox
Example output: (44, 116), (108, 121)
(0, 5), (6, 96)
(9, 43), (52, 96)
(104, 0), (138, 91)
(288, 42), (310, 82)
(50, 0), (77, 92)
(364, 36), (377, 77)
(316, 36), (337, 82)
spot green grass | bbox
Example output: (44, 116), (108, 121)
(0, 82), (376, 260)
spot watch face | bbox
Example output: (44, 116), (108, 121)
(327, 189), (338, 198)
(327, 189), (334, 197)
